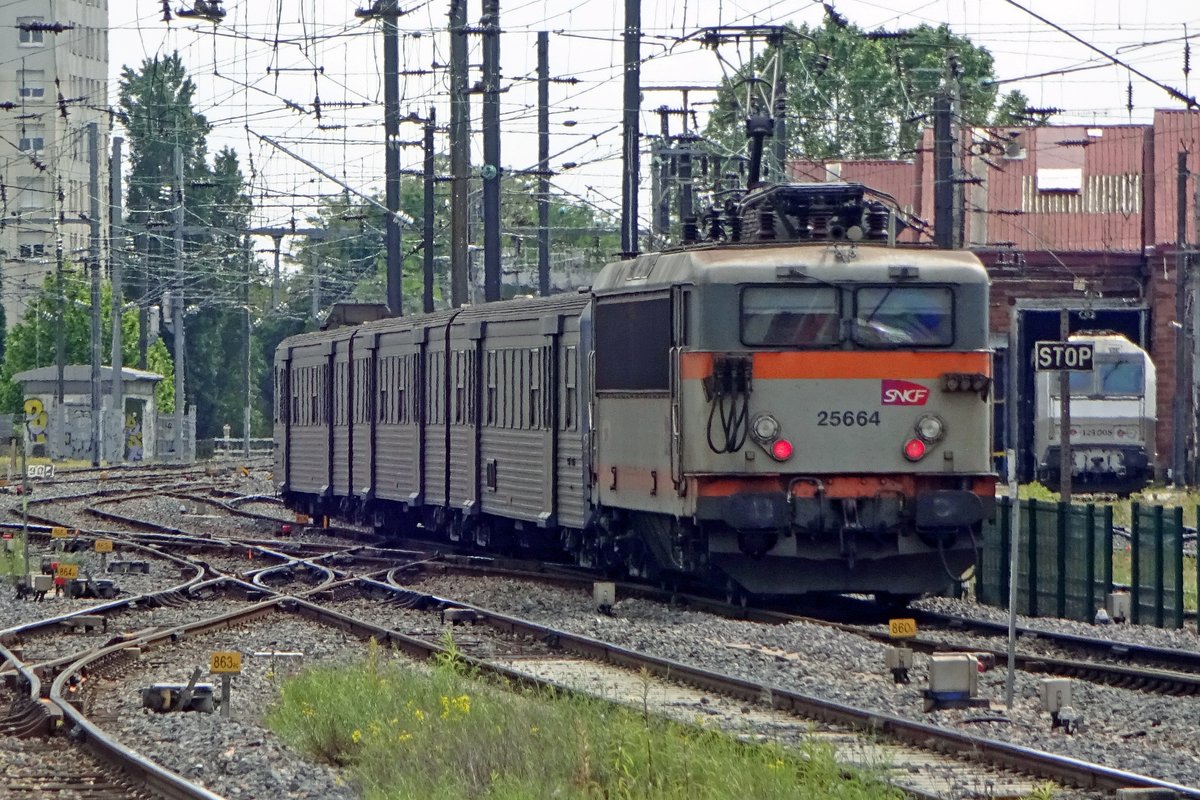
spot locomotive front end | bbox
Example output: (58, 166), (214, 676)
(677, 247), (995, 598)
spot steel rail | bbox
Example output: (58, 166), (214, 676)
(366, 575), (1200, 796)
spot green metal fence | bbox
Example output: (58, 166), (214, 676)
(1129, 503), (1185, 628)
(976, 497), (1188, 630)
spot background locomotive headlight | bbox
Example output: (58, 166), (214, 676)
(751, 413), (781, 442)
(916, 414), (945, 442)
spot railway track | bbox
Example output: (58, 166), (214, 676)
(6, 473), (1200, 797)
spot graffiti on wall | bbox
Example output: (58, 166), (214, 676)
(125, 410), (144, 461)
(23, 398), (48, 444)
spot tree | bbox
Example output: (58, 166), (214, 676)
(119, 54), (255, 439)
(294, 171), (619, 311)
(704, 19), (1024, 161)
(0, 266), (174, 413)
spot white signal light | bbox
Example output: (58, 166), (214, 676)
(916, 415), (944, 442)
(751, 414), (781, 442)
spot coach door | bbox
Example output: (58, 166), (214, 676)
(669, 286), (690, 494)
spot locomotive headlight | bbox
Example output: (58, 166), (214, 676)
(916, 414), (945, 442)
(751, 413), (781, 442)
(944, 373), (962, 391)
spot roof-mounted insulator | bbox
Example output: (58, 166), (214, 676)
(177, 1), (225, 22)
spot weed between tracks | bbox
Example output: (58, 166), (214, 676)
(266, 636), (903, 799)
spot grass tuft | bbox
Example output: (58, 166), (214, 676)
(267, 637), (906, 799)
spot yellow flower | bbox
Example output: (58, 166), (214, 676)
(301, 702), (315, 719)
(414, 708), (426, 722)
(768, 759), (785, 770)
(440, 696), (451, 719)
(530, 725), (539, 735)
(389, 717), (399, 726)
(351, 729), (362, 744)
(397, 731), (413, 743)
(367, 720), (382, 737)
(453, 694), (470, 714)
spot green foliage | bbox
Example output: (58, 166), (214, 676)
(705, 19), (1001, 160)
(0, 266), (174, 414)
(120, 54), (255, 438)
(1017, 482), (1060, 502)
(118, 52), (211, 213)
(267, 647), (901, 799)
(294, 172), (618, 314)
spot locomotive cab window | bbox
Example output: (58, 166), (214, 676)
(741, 286), (840, 346)
(1099, 358), (1143, 396)
(851, 286), (953, 347)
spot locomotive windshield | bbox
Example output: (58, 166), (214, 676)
(1056, 357), (1144, 397)
(1099, 358), (1143, 395)
(851, 286), (953, 347)
(741, 286), (840, 346)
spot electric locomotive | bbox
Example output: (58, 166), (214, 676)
(1034, 332), (1155, 494)
(275, 182), (995, 601)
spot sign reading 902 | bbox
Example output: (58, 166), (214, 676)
(1034, 341), (1094, 371)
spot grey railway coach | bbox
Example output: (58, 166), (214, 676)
(276, 182), (997, 601)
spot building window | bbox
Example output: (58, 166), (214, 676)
(18, 17), (45, 46)
(17, 178), (45, 211)
(18, 244), (46, 258)
(19, 131), (45, 152)
(17, 69), (45, 98)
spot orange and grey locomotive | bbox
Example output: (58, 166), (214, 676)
(275, 182), (995, 601)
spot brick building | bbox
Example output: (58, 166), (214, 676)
(793, 110), (1200, 479)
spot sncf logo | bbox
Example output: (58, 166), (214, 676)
(881, 379), (929, 406)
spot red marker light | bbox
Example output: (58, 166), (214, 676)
(281, 524), (292, 535)
(771, 439), (794, 461)
(903, 438), (926, 461)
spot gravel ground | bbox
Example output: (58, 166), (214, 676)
(85, 612), (361, 800)
(12, 597), (254, 664)
(395, 573), (1200, 789)
(8, 465), (1199, 795)
(916, 595), (1200, 652)
(0, 541), (198, 633)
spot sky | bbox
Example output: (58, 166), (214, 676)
(104, 0), (1200, 240)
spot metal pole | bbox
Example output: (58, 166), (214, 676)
(88, 122), (102, 467)
(932, 92), (953, 250)
(423, 107), (436, 313)
(110, 136), (125, 465)
(271, 235), (282, 309)
(54, 159), (65, 459)
(311, 252), (320, 321)
(537, 32), (550, 297)
(1059, 309), (1073, 502)
(137, 232), (148, 370)
(173, 145), (186, 463)
(772, 71), (787, 181)
(1005, 304), (1022, 710)
(383, 0), (404, 316)
(20, 445), (29, 581)
(449, 0), (470, 307)
(243, 235), (252, 458)
(620, 0), (641, 257)
(1174, 151), (1189, 487)
(481, 0), (501, 303)
(655, 108), (671, 238)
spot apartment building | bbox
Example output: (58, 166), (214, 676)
(1, 0), (109, 325)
